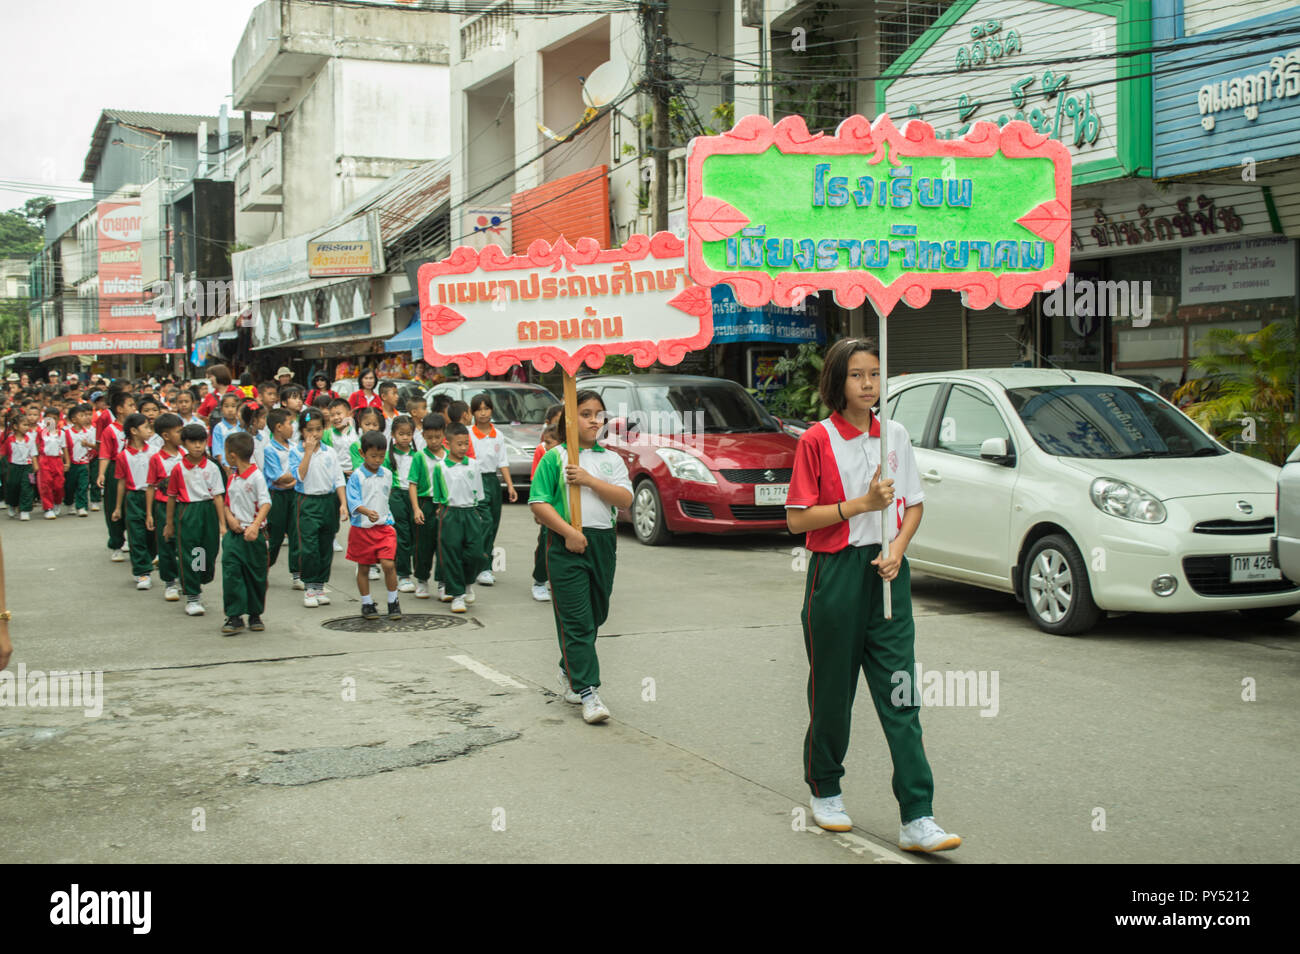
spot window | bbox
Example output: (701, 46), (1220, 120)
(937, 384), (1012, 459)
(887, 382), (941, 446)
(876, 1), (954, 71)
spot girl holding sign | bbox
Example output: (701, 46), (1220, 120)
(784, 338), (960, 853)
(528, 391), (633, 725)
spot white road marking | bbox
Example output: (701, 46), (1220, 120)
(447, 655), (527, 689)
(808, 825), (917, 864)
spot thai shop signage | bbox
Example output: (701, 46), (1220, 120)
(878, 0), (1151, 184)
(307, 211), (385, 277)
(1181, 236), (1296, 304)
(710, 284), (825, 344)
(418, 233), (712, 376)
(685, 113), (1071, 315)
(1194, 48), (1300, 130)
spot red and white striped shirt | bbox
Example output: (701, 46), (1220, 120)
(147, 449), (183, 501)
(115, 444), (157, 491)
(167, 455), (224, 502)
(785, 411), (924, 553)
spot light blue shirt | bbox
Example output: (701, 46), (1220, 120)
(346, 465), (394, 528)
(211, 419), (241, 466)
(262, 437), (296, 488)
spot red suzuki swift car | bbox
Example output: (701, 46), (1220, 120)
(578, 374), (799, 544)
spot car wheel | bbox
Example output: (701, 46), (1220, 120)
(1022, 534), (1103, 635)
(1238, 605), (1300, 624)
(632, 479), (671, 546)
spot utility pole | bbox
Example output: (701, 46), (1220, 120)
(642, 2), (670, 234)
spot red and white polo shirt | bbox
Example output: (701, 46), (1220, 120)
(226, 465), (271, 529)
(167, 455), (225, 502)
(785, 411), (924, 552)
(147, 449), (183, 501)
(65, 425), (96, 464)
(38, 426), (64, 458)
(98, 420), (125, 462)
(115, 444), (157, 491)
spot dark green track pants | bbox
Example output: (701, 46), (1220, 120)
(411, 497), (439, 583)
(153, 500), (179, 584)
(532, 524), (547, 584)
(266, 488), (300, 575)
(223, 530), (268, 618)
(479, 473), (503, 565)
(6, 462), (34, 514)
(124, 490), (156, 577)
(391, 491), (414, 578)
(296, 493), (339, 588)
(101, 466), (124, 548)
(175, 499), (219, 598)
(436, 505), (485, 596)
(801, 545), (934, 822)
(66, 463), (90, 511)
(545, 527), (616, 694)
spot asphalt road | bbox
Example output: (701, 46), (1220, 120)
(2, 503), (1297, 863)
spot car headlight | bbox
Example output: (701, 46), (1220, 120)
(1090, 477), (1167, 524)
(656, 448), (716, 484)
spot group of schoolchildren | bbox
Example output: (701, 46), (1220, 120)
(0, 373), (105, 521)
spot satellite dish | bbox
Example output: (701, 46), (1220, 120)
(582, 61), (632, 109)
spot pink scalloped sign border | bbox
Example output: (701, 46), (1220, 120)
(417, 232), (711, 377)
(685, 114), (1072, 315)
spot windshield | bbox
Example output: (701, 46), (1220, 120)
(481, 387), (559, 425)
(1006, 385), (1224, 459)
(635, 383), (779, 434)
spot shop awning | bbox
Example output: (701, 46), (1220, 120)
(0, 350), (39, 369)
(194, 310), (245, 340)
(384, 316), (422, 355)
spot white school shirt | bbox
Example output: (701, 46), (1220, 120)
(226, 465), (272, 528)
(250, 430), (267, 471)
(178, 414), (207, 435)
(115, 445), (156, 491)
(147, 432), (164, 451)
(9, 432), (36, 465)
(39, 426), (64, 457)
(65, 425), (96, 464)
(433, 455), (485, 508)
(388, 447), (419, 490)
(470, 424), (508, 475)
(528, 444), (632, 530)
(167, 456), (225, 502)
(288, 443), (346, 496)
(346, 465), (394, 528)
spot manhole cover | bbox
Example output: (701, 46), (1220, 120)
(320, 613), (469, 633)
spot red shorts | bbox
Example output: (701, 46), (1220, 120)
(347, 524), (397, 565)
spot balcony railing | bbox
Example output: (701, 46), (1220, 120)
(235, 132), (283, 212)
(460, 0), (513, 60)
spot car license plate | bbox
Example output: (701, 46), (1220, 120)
(755, 484), (788, 505)
(1230, 553), (1281, 583)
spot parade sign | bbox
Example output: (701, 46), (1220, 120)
(417, 232), (712, 377)
(685, 113), (1071, 317)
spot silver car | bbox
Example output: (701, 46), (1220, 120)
(1274, 444), (1300, 584)
(424, 380), (561, 490)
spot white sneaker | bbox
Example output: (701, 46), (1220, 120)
(291, 577), (305, 590)
(0, 501), (7, 509)
(810, 795), (852, 832)
(415, 581), (430, 599)
(450, 596), (467, 613)
(476, 570), (495, 586)
(303, 591), (320, 608)
(368, 566), (381, 580)
(898, 816), (961, 852)
(164, 584), (180, 601)
(463, 585), (475, 605)
(44, 510), (57, 520)
(185, 600), (205, 617)
(532, 582), (551, 602)
(316, 589), (331, 605)
(120, 543), (130, 552)
(333, 538), (343, 552)
(581, 690), (611, 724)
(556, 669), (581, 704)
(19, 512), (30, 521)
(438, 584), (450, 602)
(78, 508), (88, 517)
(398, 577), (415, 593)
(90, 502), (101, 512)
(110, 549), (126, 562)
(136, 576), (152, 590)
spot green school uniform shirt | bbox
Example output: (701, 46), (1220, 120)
(528, 443), (631, 529)
(407, 447), (445, 498)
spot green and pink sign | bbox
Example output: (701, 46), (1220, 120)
(685, 114), (1072, 315)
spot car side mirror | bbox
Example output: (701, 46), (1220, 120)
(980, 437), (1015, 466)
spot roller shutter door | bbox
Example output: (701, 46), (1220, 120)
(966, 305), (1023, 369)
(885, 290), (963, 373)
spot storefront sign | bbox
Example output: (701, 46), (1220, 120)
(417, 232), (712, 376)
(97, 201), (152, 332)
(710, 284), (824, 344)
(878, 0), (1150, 183)
(461, 207), (512, 252)
(308, 239), (378, 277)
(1181, 236), (1296, 304)
(685, 113), (1071, 315)
(39, 332), (182, 361)
(1194, 50), (1300, 129)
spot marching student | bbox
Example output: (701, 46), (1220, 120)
(173, 387), (206, 435)
(210, 391), (242, 474)
(257, 381), (279, 414)
(63, 402), (97, 517)
(528, 390), (633, 725)
(529, 404), (563, 602)
(469, 393), (517, 587)
(36, 407), (68, 519)
(165, 423), (227, 617)
(145, 413), (185, 602)
(407, 414), (446, 600)
(405, 394), (429, 450)
(349, 406), (386, 578)
(784, 337), (958, 852)
(97, 390), (134, 552)
(5, 406), (38, 521)
(378, 382), (401, 436)
(279, 385), (305, 442)
(111, 413), (158, 590)
(431, 421), (486, 614)
(347, 429), (402, 621)
(290, 408), (347, 609)
(239, 402), (268, 471)
(137, 395), (163, 448)
(261, 408), (302, 590)
(220, 431), (272, 636)
(322, 397), (359, 477)
(384, 415), (420, 593)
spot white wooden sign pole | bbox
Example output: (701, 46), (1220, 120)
(877, 311), (892, 620)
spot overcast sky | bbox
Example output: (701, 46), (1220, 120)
(0, 0), (265, 216)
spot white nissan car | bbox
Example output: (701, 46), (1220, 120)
(885, 369), (1300, 634)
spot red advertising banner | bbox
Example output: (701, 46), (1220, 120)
(39, 333), (183, 361)
(97, 201), (152, 331)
